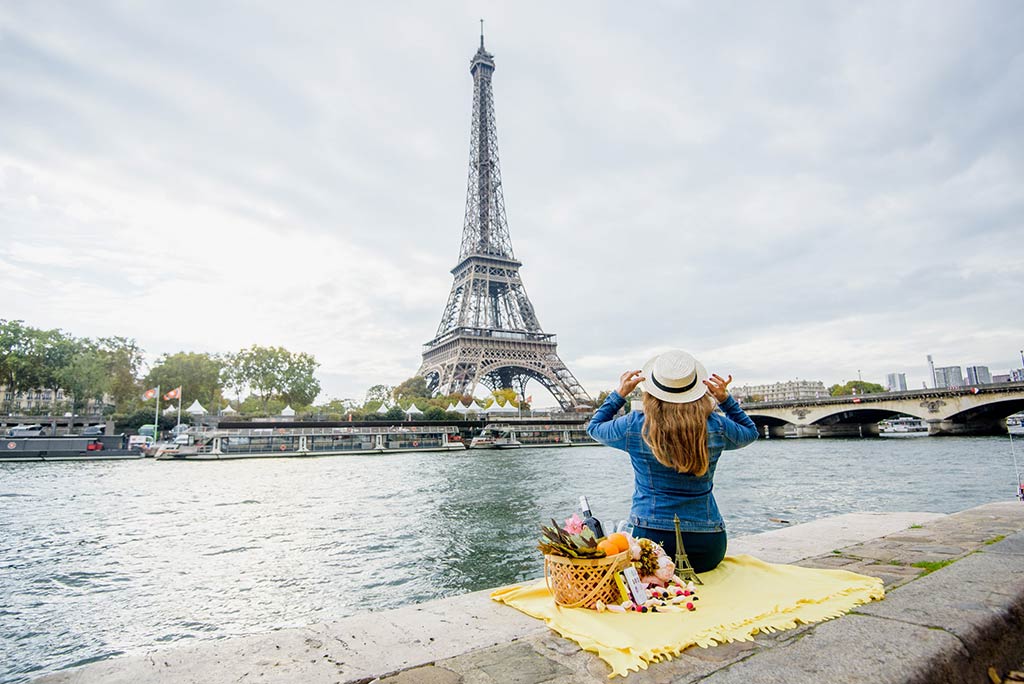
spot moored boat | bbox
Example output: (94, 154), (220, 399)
(1, 435), (143, 462)
(155, 425), (466, 460)
(469, 423), (599, 449)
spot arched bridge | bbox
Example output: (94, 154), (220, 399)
(740, 382), (1024, 437)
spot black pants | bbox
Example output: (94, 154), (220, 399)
(630, 526), (727, 574)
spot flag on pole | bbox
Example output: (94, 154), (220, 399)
(142, 387), (158, 400)
(164, 387), (182, 401)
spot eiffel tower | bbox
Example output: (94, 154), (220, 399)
(418, 30), (592, 410)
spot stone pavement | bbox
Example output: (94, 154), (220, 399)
(34, 502), (1024, 684)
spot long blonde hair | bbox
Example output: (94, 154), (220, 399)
(642, 392), (716, 475)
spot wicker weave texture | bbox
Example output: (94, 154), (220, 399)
(544, 551), (630, 608)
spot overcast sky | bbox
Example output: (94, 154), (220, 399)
(2, 1), (1022, 406)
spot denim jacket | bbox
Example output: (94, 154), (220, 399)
(586, 391), (758, 532)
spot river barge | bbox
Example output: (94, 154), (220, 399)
(469, 423), (599, 449)
(1, 435), (143, 462)
(155, 425), (466, 460)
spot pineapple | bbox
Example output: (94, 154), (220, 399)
(537, 519), (606, 558)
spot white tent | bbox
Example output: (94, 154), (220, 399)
(376, 402), (389, 414)
(162, 404), (177, 415)
(221, 405), (237, 415)
(186, 400), (207, 415)
(405, 404), (424, 415)
(454, 403), (472, 415)
(445, 403), (457, 412)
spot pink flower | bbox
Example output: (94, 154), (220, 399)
(563, 513), (584, 535)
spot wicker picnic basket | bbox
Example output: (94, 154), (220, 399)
(544, 550), (631, 609)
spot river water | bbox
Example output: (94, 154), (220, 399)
(1, 435), (1021, 683)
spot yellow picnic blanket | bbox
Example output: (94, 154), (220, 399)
(491, 554), (884, 678)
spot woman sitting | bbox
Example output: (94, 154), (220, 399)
(587, 349), (758, 573)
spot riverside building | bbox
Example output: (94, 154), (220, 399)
(0, 386), (109, 414)
(731, 380), (829, 403)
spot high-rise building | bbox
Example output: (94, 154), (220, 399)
(927, 355), (936, 388)
(934, 366), (964, 389)
(965, 366), (992, 385)
(885, 373), (908, 392)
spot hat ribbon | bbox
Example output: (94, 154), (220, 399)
(650, 372), (699, 394)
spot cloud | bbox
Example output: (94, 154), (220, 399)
(1, 1), (1021, 405)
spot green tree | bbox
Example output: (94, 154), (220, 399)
(58, 340), (109, 414)
(226, 345), (321, 408)
(96, 337), (146, 409)
(146, 352), (225, 411)
(364, 384), (393, 406)
(385, 406), (406, 421)
(423, 406), (447, 421)
(281, 351), (320, 406)
(392, 376), (429, 403)
(0, 320), (46, 407)
(239, 395), (286, 416)
(829, 380), (886, 396)
(30, 327), (78, 414)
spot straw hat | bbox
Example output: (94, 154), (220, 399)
(639, 350), (709, 404)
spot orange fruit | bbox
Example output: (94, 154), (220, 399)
(607, 533), (630, 554)
(596, 539), (619, 556)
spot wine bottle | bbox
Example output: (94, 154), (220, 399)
(579, 495), (605, 538)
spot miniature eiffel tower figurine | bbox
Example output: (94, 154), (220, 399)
(673, 515), (703, 585)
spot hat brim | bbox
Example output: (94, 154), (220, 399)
(639, 355), (710, 404)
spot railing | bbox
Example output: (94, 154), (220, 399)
(739, 381), (1024, 410)
(423, 327), (555, 350)
(208, 425), (459, 437)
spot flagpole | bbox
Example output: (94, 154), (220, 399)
(154, 385), (160, 438)
(177, 387), (182, 428)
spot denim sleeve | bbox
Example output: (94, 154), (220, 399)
(717, 395), (759, 450)
(586, 391), (630, 451)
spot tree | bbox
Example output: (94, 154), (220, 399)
(364, 384), (393, 406)
(0, 320), (45, 406)
(281, 351), (320, 406)
(146, 352), (225, 411)
(423, 406), (447, 421)
(392, 376), (429, 403)
(491, 388), (519, 406)
(225, 345), (321, 408)
(36, 329), (78, 414)
(829, 380), (886, 397)
(57, 340), (109, 414)
(96, 337), (146, 409)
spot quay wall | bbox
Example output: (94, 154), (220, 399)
(32, 501), (1024, 684)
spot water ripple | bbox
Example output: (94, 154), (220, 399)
(1, 437), (1019, 683)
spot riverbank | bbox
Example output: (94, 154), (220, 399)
(32, 501), (1024, 683)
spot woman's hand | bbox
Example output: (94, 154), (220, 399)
(703, 373), (733, 402)
(617, 369), (645, 397)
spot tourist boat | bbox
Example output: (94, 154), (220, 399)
(468, 429), (521, 449)
(154, 424), (466, 460)
(1, 435), (144, 462)
(879, 417), (928, 435)
(469, 423), (599, 449)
